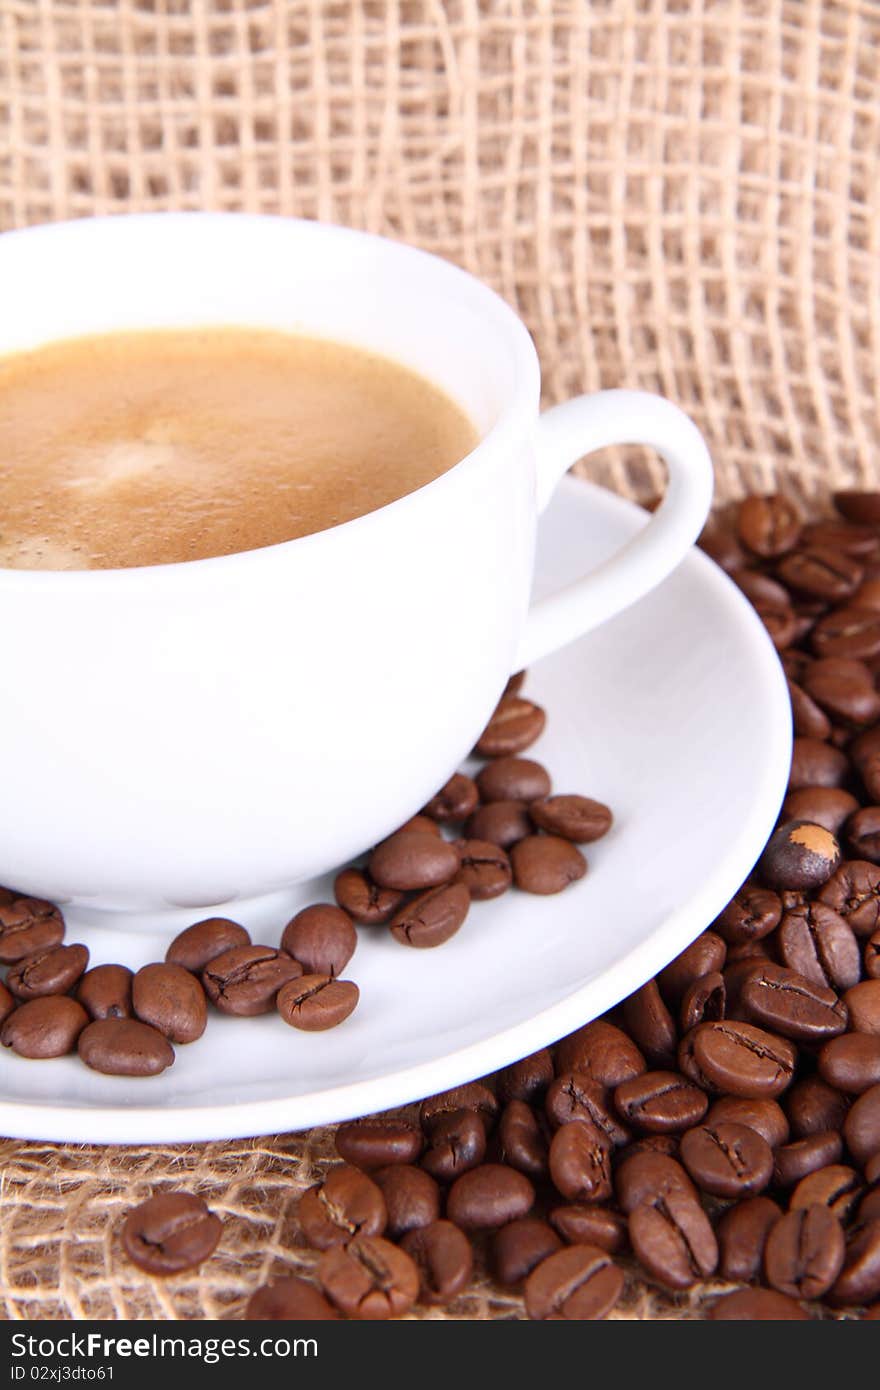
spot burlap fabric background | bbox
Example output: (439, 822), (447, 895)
(0, 0), (878, 1320)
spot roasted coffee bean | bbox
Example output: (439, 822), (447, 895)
(524, 1244), (623, 1320)
(628, 1188), (718, 1289)
(395, 814), (443, 837)
(132, 962), (207, 1044)
(680, 1121), (773, 1197)
(658, 932), (727, 1008)
(782, 786), (860, 834)
(400, 1220), (472, 1304)
(722, 956), (771, 1019)
(420, 1108), (486, 1181)
(372, 1164), (440, 1239)
(725, 938), (774, 965)
(497, 1048), (554, 1104)
(804, 517), (880, 554)
(318, 1235), (418, 1319)
(202, 946), (301, 1016)
(714, 885), (782, 945)
(0, 898), (64, 965)
(833, 491), (880, 525)
(843, 1083), (880, 1166)
(452, 839), (512, 900)
(6, 943), (88, 1000)
(619, 980), (677, 1067)
(298, 1165), (387, 1250)
(333, 868), (404, 924)
(734, 564), (795, 608)
(549, 1205), (627, 1254)
(498, 1100), (549, 1179)
(422, 773), (479, 822)
(545, 1072), (631, 1146)
(777, 901), (861, 991)
(165, 917), (250, 973)
(528, 796), (612, 844)
(717, 1196), (781, 1282)
(75, 964), (133, 1021)
(789, 738), (849, 791)
(759, 822), (841, 893)
(786, 1074), (850, 1138)
(848, 806), (880, 861)
(698, 510), (746, 570)
(615, 1151), (697, 1212)
(737, 494), (801, 558)
(465, 800), (532, 849)
(122, 1192), (221, 1276)
(0, 981), (13, 1027)
(812, 606), (880, 660)
(1, 995), (87, 1059)
(624, 1134), (681, 1162)
(782, 650), (813, 682)
(77, 1018), (174, 1075)
(389, 884), (470, 947)
(280, 904), (356, 977)
(556, 1020), (646, 1088)
(475, 757), (552, 804)
(705, 1096), (790, 1149)
(446, 1164), (535, 1229)
(476, 697), (546, 757)
(820, 1034), (880, 1094)
(805, 658), (880, 726)
(246, 1275), (339, 1320)
(820, 860), (880, 936)
(335, 1119), (423, 1171)
(843, 979), (880, 1034)
(757, 600), (798, 650)
(510, 835), (587, 894)
(828, 1218), (880, 1307)
(861, 1187), (880, 1223)
(368, 831), (460, 892)
(710, 1288), (809, 1319)
(277, 975), (359, 1030)
(856, 577), (880, 609)
(787, 679), (833, 740)
(868, 930), (880, 978)
(680, 972), (726, 1031)
(780, 888), (810, 911)
(679, 1021), (796, 1098)
(491, 1218), (562, 1285)
(778, 548), (864, 602)
(791, 1165), (864, 1221)
(740, 962), (847, 1041)
(613, 1071), (707, 1134)
(420, 1082), (499, 1133)
(548, 1122), (612, 1203)
(852, 729), (880, 802)
(774, 1131), (844, 1187)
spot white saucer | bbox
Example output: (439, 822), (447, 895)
(0, 476), (791, 1144)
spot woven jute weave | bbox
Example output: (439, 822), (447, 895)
(0, 0), (879, 1321)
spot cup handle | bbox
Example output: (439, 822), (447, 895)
(515, 389), (714, 669)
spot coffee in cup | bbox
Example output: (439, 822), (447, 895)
(0, 326), (478, 571)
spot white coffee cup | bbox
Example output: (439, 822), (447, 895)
(0, 214), (713, 919)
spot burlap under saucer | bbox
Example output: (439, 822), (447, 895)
(0, 0), (878, 1320)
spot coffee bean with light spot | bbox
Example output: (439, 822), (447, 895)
(759, 820), (841, 892)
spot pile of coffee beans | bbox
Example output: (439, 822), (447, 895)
(0, 678), (612, 1076)
(230, 489), (879, 1320)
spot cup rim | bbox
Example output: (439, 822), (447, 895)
(0, 212), (542, 588)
